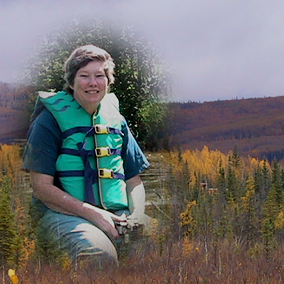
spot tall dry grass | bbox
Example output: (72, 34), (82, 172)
(2, 237), (284, 284)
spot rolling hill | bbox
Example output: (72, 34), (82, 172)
(169, 96), (284, 161)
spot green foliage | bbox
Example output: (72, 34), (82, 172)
(227, 158), (237, 200)
(231, 145), (243, 170)
(241, 176), (257, 244)
(261, 162), (283, 255)
(22, 17), (171, 149)
(179, 200), (197, 238)
(138, 100), (170, 150)
(271, 160), (283, 206)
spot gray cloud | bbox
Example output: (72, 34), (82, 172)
(1, 0), (284, 102)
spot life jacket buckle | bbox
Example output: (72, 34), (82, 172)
(94, 124), (109, 134)
(99, 168), (114, 179)
(96, 147), (111, 157)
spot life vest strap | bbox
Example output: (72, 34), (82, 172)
(60, 147), (122, 157)
(57, 170), (83, 177)
(57, 169), (124, 180)
(57, 169), (97, 205)
(62, 125), (123, 139)
(94, 124), (123, 136)
(60, 148), (95, 156)
(98, 168), (125, 180)
(95, 147), (122, 157)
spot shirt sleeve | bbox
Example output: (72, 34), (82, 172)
(121, 119), (150, 180)
(22, 109), (62, 176)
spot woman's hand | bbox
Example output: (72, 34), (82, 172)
(83, 204), (127, 239)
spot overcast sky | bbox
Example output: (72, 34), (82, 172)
(1, 0), (284, 102)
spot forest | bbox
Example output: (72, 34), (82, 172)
(2, 144), (284, 283)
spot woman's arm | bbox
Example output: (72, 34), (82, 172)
(30, 171), (126, 239)
(126, 175), (146, 219)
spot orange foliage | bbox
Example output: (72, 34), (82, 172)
(170, 146), (227, 186)
(0, 144), (22, 186)
(169, 145), (271, 189)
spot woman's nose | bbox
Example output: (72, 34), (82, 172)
(89, 76), (98, 86)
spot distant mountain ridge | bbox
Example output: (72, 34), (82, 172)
(170, 96), (284, 162)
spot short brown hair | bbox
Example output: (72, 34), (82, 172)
(63, 44), (115, 94)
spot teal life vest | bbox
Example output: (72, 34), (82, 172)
(39, 91), (128, 211)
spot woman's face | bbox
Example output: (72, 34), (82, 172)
(71, 60), (108, 114)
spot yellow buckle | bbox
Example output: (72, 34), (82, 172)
(96, 147), (111, 157)
(94, 125), (109, 134)
(99, 169), (114, 179)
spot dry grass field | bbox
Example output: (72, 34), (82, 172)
(2, 238), (284, 283)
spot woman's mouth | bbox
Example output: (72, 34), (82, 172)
(86, 90), (99, 94)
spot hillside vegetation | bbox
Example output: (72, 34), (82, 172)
(170, 96), (284, 162)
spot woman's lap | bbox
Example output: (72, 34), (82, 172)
(36, 209), (118, 264)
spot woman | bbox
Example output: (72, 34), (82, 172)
(23, 44), (150, 267)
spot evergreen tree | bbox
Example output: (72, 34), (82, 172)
(271, 160), (283, 207)
(214, 158), (228, 240)
(262, 188), (278, 256)
(229, 146), (245, 199)
(253, 165), (261, 196)
(261, 161), (281, 256)
(0, 175), (17, 267)
(180, 159), (191, 202)
(260, 157), (271, 201)
(177, 145), (183, 163)
(191, 171), (201, 201)
(241, 176), (257, 245)
(281, 169), (284, 190)
(217, 159), (226, 189)
(253, 164), (264, 220)
(231, 145), (243, 170)
(227, 157), (237, 201)
(217, 158), (227, 203)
